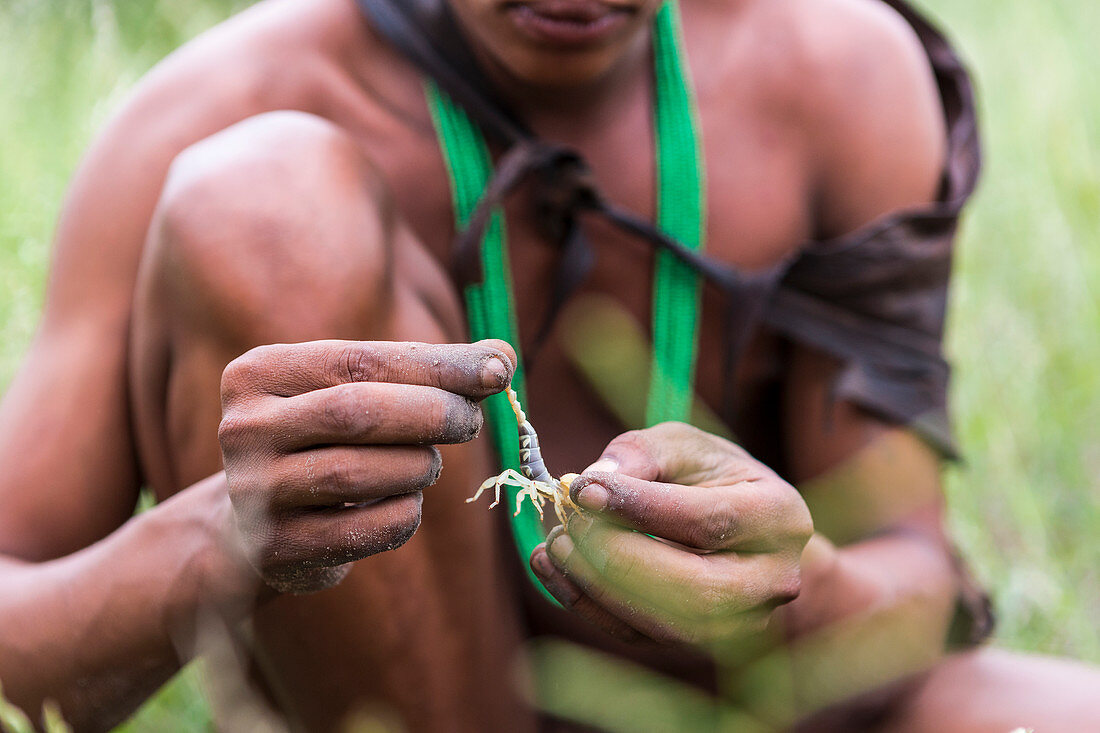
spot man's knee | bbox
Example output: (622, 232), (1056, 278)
(149, 110), (395, 342)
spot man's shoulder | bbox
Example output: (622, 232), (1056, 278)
(725, 0), (936, 111)
(121, 0), (367, 133)
(717, 0), (947, 236)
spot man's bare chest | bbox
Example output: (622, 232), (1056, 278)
(319, 67), (817, 465)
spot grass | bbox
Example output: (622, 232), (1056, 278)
(919, 0), (1100, 662)
(0, 0), (1097, 729)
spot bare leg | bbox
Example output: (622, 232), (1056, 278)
(796, 646), (1100, 732)
(886, 647), (1100, 733)
(129, 111), (532, 732)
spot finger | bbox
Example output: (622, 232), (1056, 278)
(569, 472), (810, 552)
(581, 428), (662, 481)
(545, 521), (717, 642)
(585, 422), (760, 485)
(270, 382), (483, 450)
(258, 492), (424, 577)
(264, 445), (442, 510)
(529, 543), (644, 643)
(549, 525), (777, 645)
(222, 339), (516, 401)
(563, 514), (802, 623)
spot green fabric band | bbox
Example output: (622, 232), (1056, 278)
(648, 1), (706, 425)
(425, 0), (706, 603)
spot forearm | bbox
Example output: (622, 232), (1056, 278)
(0, 474), (258, 731)
(735, 522), (958, 723)
(758, 425), (961, 708)
(781, 521), (958, 640)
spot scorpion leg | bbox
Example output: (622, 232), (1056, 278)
(468, 469), (534, 511)
(552, 491), (570, 526)
(469, 390), (584, 523)
(549, 474), (580, 526)
(514, 481), (547, 519)
(467, 474), (505, 507)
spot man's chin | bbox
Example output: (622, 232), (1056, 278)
(484, 39), (639, 94)
(449, 0), (651, 96)
(503, 54), (617, 89)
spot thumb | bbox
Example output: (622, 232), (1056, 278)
(581, 422), (721, 484)
(572, 426), (679, 515)
(581, 429), (663, 482)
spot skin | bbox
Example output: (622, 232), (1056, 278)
(0, 0), (1098, 730)
(534, 424), (812, 646)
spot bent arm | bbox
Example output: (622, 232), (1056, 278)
(750, 6), (966, 714)
(778, 346), (959, 640)
(0, 17), (286, 725)
(0, 474), (257, 731)
(735, 348), (963, 723)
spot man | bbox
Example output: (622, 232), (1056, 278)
(0, 0), (1097, 730)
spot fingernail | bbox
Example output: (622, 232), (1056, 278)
(548, 533), (574, 563)
(531, 544), (554, 577)
(480, 356), (509, 388)
(575, 483), (608, 512)
(584, 457), (619, 474)
(568, 512), (593, 538)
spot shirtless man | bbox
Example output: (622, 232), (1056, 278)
(1, 0), (1097, 730)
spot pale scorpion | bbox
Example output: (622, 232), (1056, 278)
(467, 387), (581, 525)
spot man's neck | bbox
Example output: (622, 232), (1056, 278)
(473, 31), (653, 135)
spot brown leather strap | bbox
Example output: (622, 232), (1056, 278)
(356, 0), (981, 456)
(356, 0), (773, 370)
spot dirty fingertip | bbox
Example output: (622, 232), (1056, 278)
(479, 355), (510, 390)
(548, 532), (574, 563)
(530, 544), (554, 577)
(474, 339), (518, 369)
(567, 477), (611, 510)
(583, 457), (619, 475)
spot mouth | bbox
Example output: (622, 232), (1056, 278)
(503, 1), (634, 48)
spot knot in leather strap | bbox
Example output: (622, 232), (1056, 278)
(452, 141), (602, 287)
(529, 145), (602, 243)
(448, 139), (607, 353)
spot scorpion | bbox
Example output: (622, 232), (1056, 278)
(467, 387), (581, 525)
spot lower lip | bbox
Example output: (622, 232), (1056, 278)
(506, 5), (630, 48)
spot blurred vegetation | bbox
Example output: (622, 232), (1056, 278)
(924, 0), (1100, 663)
(0, 0), (1097, 729)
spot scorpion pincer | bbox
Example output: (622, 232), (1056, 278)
(466, 387), (581, 525)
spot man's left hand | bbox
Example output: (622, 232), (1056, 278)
(531, 422), (814, 645)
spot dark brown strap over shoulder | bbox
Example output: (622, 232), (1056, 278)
(356, 0), (981, 458)
(764, 0), (981, 458)
(357, 0), (768, 363)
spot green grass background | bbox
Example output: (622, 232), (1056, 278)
(1, 0), (1097, 729)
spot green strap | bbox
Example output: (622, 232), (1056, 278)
(425, 86), (550, 597)
(648, 1), (706, 425)
(425, 0), (705, 600)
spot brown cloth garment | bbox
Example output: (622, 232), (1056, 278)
(767, 0), (980, 460)
(355, 0), (993, 725)
(356, 0), (975, 462)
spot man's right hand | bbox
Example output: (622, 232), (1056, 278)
(218, 339), (515, 593)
